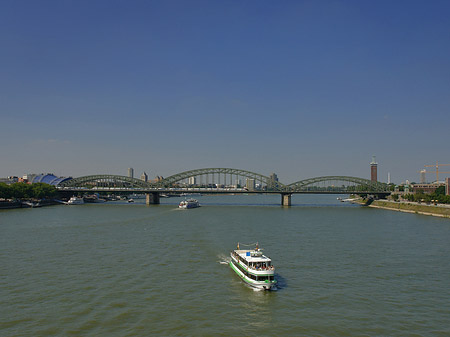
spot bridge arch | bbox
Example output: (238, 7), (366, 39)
(158, 168), (286, 191)
(58, 174), (153, 189)
(287, 176), (389, 193)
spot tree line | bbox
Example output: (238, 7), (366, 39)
(0, 182), (58, 200)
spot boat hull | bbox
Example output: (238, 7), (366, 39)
(229, 258), (276, 290)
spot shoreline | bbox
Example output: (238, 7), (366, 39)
(365, 200), (450, 219)
(0, 199), (60, 209)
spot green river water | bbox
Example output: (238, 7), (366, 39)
(1, 194), (449, 336)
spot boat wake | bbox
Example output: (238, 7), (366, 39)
(217, 254), (230, 265)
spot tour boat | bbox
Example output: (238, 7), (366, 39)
(230, 243), (277, 290)
(178, 199), (200, 209)
(66, 196), (84, 205)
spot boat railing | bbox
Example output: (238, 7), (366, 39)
(232, 251), (274, 271)
(248, 265), (275, 271)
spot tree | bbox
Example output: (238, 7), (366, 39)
(434, 186), (445, 196)
(32, 183), (57, 199)
(0, 183), (11, 199)
(10, 183), (32, 199)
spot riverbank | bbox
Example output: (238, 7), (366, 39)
(0, 199), (60, 209)
(361, 199), (450, 218)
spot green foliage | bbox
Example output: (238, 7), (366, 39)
(0, 182), (10, 198)
(404, 187), (450, 204)
(434, 186), (445, 196)
(0, 182), (57, 199)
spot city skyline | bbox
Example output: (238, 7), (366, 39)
(1, 1), (449, 184)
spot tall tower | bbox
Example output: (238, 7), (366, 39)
(370, 156), (378, 182)
(141, 171), (148, 182)
(128, 168), (134, 179)
(420, 169), (426, 183)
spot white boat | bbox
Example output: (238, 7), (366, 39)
(128, 198), (134, 203)
(230, 243), (277, 290)
(66, 196), (84, 205)
(178, 199), (200, 209)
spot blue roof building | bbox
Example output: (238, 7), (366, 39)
(31, 174), (72, 186)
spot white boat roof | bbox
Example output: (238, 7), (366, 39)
(234, 249), (271, 262)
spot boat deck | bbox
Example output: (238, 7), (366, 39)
(233, 249), (271, 263)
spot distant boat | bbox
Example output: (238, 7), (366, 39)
(22, 201), (41, 208)
(128, 198), (134, 203)
(66, 196), (84, 205)
(178, 199), (200, 209)
(84, 195), (106, 203)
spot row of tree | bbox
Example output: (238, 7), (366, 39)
(0, 183), (58, 200)
(402, 186), (450, 204)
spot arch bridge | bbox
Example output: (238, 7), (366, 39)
(58, 168), (390, 206)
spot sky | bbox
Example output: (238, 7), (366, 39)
(1, 0), (449, 184)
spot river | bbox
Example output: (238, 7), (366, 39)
(1, 194), (449, 336)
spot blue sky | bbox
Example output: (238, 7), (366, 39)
(1, 0), (449, 184)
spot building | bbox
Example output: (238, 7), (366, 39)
(0, 176), (18, 184)
(141, 172), (148, 182)
(235, 179), (241, 188)
(412, 183), (443, 194)
(128, 168), (134, 179)
(446, 178), (450, 196)
(370, 156), (378, 182)
(420, 170), (426, 184)
(25, 173), (72, 186)
(269, 173), (278, 182)
(188, 176), (196, 185)
(246, 178), (255, 191)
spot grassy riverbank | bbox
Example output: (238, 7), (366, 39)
(367, 200), (450, 218)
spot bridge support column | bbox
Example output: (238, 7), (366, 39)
(281, 193), (292, 206)
(146, 192), (160, 205)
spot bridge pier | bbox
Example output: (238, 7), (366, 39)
(281, 193), (292, 206)
(146, 192), (160, 205)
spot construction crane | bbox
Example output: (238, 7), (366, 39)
(424, 161), (450, 183)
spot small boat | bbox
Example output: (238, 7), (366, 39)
(84, 194), (106, 203)
(230, 243), (277, 290)
(66, 196), (84, 205)
(178, 199), (200, 209)
(128, 198), (134, 203)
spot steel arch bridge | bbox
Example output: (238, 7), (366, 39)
(59, 174), (153, 189)
(156, 167), (286, 190)
(288, 176), (389, 193)
(58, 168), (390, 194)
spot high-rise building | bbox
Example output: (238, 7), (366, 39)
(141, 172), (148, 182)
(246, 178), (255, 191)
(370, 156), (377, 182)
(188, 176), (196, 185)
(269, 173), (278, 182)
(268, 172), (279, 190)
(419, 169), (426, 183)
(128, 168), (134, 179)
